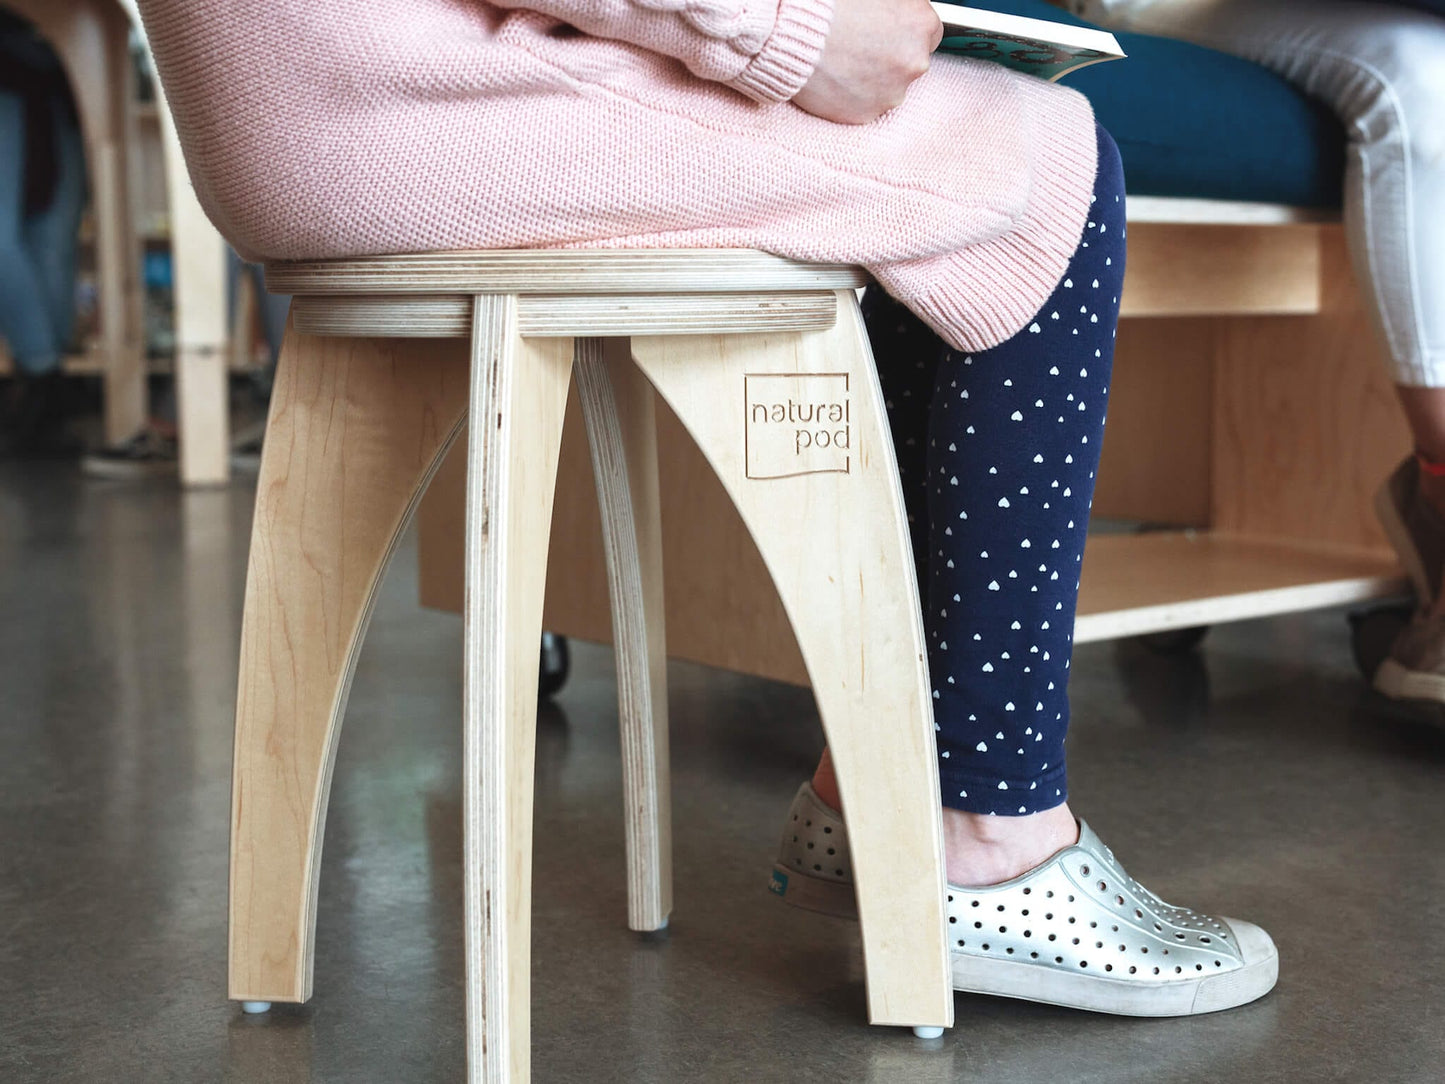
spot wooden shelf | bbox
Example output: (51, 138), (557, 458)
(1125, 196), (1341, 227)
(0, 345), (109, 376)
(1074, 530), (1406, 643)
(0, 343), (265, 377)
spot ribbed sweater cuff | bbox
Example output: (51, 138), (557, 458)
(877, 89), (1100, 352)
(727, 0), (834, 103)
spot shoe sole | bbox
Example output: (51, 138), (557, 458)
(951, 949), (1278, 1016)
(769, 864), (857, 919)
(1374, 476), (1431, 604)
(1374, 657), (1445, 704)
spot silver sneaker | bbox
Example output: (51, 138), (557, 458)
(770, 783), (1279, 1016)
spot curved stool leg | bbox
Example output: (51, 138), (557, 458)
(229, 320), (469, 1006)
(574, 337), (673, 933)
(462, 297), (574, 1083)
(629, 291), (953, 1034)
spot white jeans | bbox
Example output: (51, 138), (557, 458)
(1079, 0), (1445, 385)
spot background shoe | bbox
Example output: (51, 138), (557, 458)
(769, 782), (856, 918)
(1375, 610), (1445, 704)
(1375, 456), (1445, 606)
(0, 371), (81, 459)
(80, 426), (179, 480)
(1373, 457), (1445, 705)
(771, 788), (1279, 1016)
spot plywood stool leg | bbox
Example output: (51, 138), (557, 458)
(462, 297), (573, 1083)
(230, 320), (469, 1006)
(159, 90), (232, 486)
(574, 337), (672, 932)
(629, 291), (952, 1034)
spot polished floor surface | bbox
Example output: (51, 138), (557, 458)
(3, 461), (1445, 1083)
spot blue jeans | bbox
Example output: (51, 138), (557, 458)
(0, 89), (86, 376)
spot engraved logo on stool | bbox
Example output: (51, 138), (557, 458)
(744, 373), (851, 480)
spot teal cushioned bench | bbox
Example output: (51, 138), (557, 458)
(972, 0), (1347, 209)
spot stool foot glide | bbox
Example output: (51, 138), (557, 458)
(229, 250), (954, 1081)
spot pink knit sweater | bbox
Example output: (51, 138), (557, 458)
(138, 0), (1098, 350)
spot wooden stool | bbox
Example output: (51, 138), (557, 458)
(230, 249), (953, 1081)
(7, 0), (145, 444)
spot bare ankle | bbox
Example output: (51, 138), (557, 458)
(813, 747), (1078, 887)
(811, 748), (843, 812)
(941, 804), (1079, 887)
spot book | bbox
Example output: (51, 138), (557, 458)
(931, 3), (1126, 83)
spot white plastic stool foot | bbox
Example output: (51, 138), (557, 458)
(912, 1025), (945, 1040)
(240, 1001), (273, 1015)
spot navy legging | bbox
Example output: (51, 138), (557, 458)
(866, 124), (1126, 816)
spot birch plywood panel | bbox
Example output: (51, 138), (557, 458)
(418, 382), (810, 686)
(1092, 318), (1215, 526)
(1212, 227), (1408, 549)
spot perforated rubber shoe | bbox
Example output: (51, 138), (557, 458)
(768, 782), (856, 917)
(769, 783), (1279, 1016)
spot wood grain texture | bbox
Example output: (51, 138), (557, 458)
(1121, 222), (1321, 317)
(1212, 227), (1411, 547)
(1092, 318), (1216, 526)
(291, 292), (840, 340)
(292, 296), (474, 338)
(1075, 530), (1404, 642)
(574, 339), (672, 932)
(267, 250), (869, 295)
(420, 388), (811, 685)
(461, 296), (574, 1084)
(629, 291), (952, 1031)
(229, 321), (470, 1004)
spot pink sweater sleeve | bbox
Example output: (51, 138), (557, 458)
(486, 0), (835, 102)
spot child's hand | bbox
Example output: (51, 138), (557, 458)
(793, 0), (943, 124)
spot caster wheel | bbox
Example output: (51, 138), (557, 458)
(539, 632), (570, 699)
(1135, 625), (1210, 655)
(1348, 600), (1414, 682)
(240, 1001), (272, 1015)
(912, 1026), (945, 1040)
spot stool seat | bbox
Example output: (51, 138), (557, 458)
(266, 248), (870, 295)
(232, 247), (950, 1082)
(272, 249), (873, 340)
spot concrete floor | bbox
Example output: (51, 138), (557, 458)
(3, 460), (1445, 1083)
